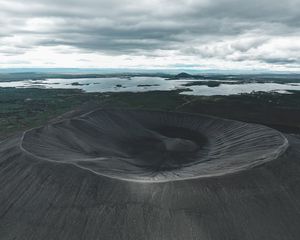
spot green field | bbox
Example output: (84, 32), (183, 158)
(1, 87), (300, 139)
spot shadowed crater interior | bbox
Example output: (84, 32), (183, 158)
(125, 126), (208, 171)
(21, 109), (288, 182)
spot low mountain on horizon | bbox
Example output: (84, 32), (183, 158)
(174, 72), (194, 78)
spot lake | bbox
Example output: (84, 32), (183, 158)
(1, 77), (300, 96)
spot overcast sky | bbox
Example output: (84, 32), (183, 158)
(1, 0), (300, 71)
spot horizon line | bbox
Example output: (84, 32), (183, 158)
(1, 67), (300, 75)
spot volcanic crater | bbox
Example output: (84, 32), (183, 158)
(20, 109), (288, 182)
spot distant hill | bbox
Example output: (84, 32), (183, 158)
(169, 72), (207, 80)
(174, 72), (194, 79)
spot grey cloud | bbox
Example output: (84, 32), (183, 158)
(260, 58), (299, 65)
(230, 38), (269, 52)
(0, 0), (300, 68)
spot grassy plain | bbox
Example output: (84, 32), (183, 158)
(1, 87), (300, 140)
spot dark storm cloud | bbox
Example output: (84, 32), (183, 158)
(0, 0), (300, 67)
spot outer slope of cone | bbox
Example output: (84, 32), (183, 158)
(0, 109), (299, 240)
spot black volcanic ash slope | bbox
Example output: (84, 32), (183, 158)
(0, 109), (300, 240)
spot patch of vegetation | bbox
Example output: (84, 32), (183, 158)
(1, 87), (300, 140)
(182, 81), (222, 87)
(0, 88), (105, 139)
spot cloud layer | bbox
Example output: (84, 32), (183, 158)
(1, 0), (300, 70)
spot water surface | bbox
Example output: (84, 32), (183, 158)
(1, 77), (300, 96)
